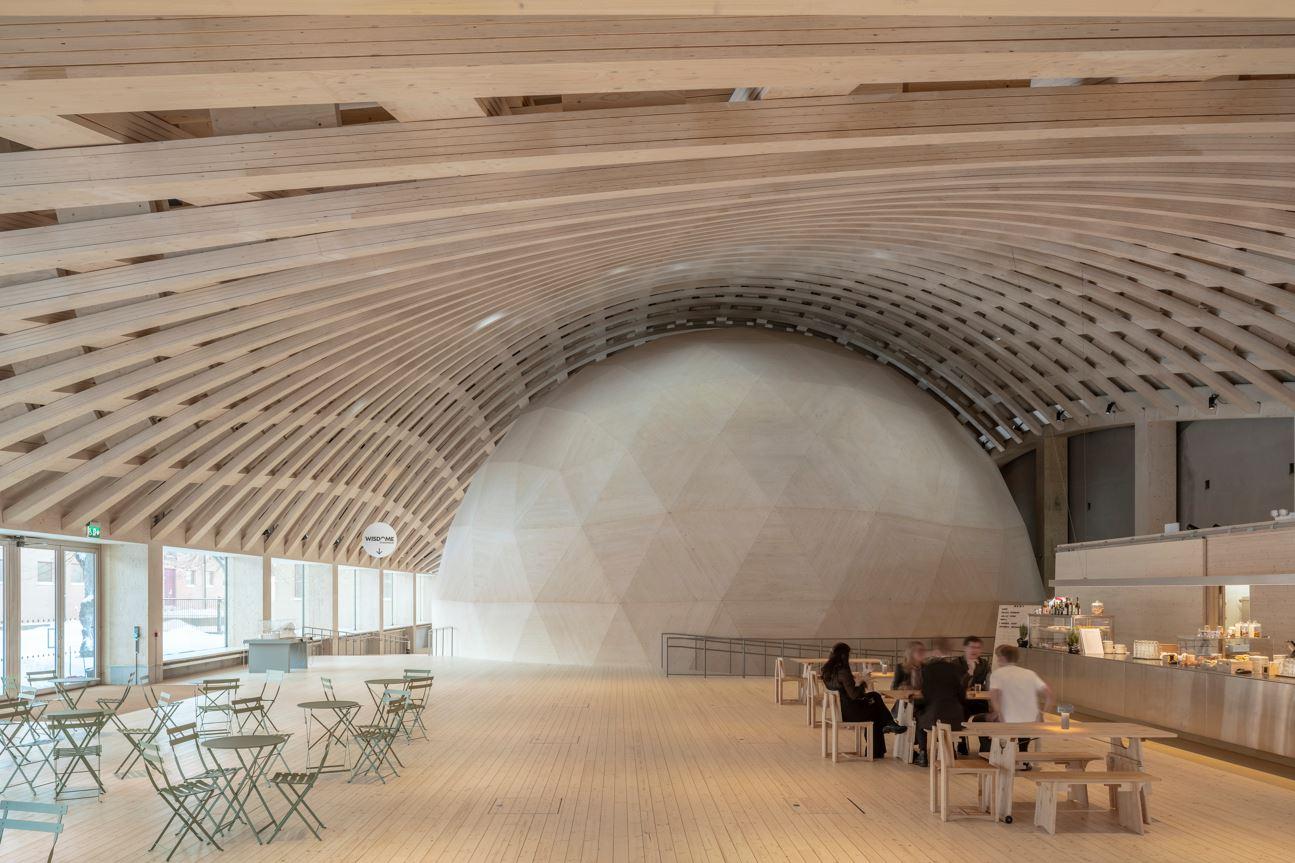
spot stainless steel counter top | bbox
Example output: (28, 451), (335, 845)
(1020, 647), (1295, 763)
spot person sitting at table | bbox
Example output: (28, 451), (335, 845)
(953, 635), (991, 690)
(892, 641), (926, 690)
(820, 642), (907, 758)
(913, 638), (966, 768)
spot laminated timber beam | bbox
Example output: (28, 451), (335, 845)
(2, 79), (1291, 211)
(3, 2), (1291, 17)
(1, 16), (1293, 118)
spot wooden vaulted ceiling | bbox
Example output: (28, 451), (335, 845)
(1, 5), (1293, 571)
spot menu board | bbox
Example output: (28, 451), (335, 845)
(995, 604), (1036, 650)
(1079, 627), (1105, 657)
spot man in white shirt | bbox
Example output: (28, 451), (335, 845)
(987, 644), (1054, 766)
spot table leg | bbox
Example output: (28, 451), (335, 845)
(989, 736), (1016, 822)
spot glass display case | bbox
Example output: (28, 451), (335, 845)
(1028, 613), (1114, 652)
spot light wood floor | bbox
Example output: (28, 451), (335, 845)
(4, 656), (1292, 862)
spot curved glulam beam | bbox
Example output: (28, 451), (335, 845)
(1, 84), (1292, 570)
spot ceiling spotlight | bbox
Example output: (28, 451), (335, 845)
(1055, 407), (1068, 422)
(473, 311), (508, 331)
(1105, 401), (1117, 415)
(1208, 393), (1220, 411)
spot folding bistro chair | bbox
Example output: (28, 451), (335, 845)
(402, 668), (431, 680)
(140, 744), (223, 862)
(266, 738), (332, 843)
(115, 690), (178, 779)
(402, 676), (433, 741)
(0, 702), (54, 796)
(94, 672), (135, 718)
(235, 670), (285, 733)
(48, 711), (110, 800)
(25, 671), (57, 689)
(195, 679), (240, 736)
(0, 800), (67, 863)
(349, 692), (406, 784)
(320, 677), (338, 700)
(165, 722), (239, 793)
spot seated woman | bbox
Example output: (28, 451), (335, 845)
(820, 642), (906, 758)
(892, 641), (926, 690)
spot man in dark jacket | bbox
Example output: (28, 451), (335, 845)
(914, 638), (966, 767)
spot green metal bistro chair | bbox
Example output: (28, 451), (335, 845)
(17, 687), (50, 728)
(25, 671), (57, 688)
(320, 677), (337, 700)
(115, 689), (178, 779)
(94, 672), (135, 717)
(164, 722), (239, 792)
(140, 744), (223, 862)
(402, 668), (432, 680)
(402, 676), (433, 741)
(48, 711), (110, 800)
(0, 800), (67, 863)
(0, 702), (54, 796)
(195, 679), (240, 736)
(235, 669), (285, 734)
(266, 738), (332, 843)
(349, 691), (407, 784)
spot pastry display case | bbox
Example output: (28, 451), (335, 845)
(1028, 613), (1113, 651)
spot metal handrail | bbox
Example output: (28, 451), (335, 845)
(660, 632), (992, 677)
(429, 626), (455, 657)
(299, 625), (411, 656)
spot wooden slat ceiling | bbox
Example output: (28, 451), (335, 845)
(0, 11), (1292, 571)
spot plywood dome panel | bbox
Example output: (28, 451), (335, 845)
(434, 330), (1041, 665)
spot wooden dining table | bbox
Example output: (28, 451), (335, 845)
(962, 720), (1177, 824)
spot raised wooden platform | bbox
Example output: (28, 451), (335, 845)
(3, 656), (1292, 861)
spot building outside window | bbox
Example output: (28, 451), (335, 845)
(162, 547), (229, 659)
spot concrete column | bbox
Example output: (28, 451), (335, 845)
(1036, 433), (1069, 588)
(378, 567), (386, 655)
(147, 543), (164, 683)
(102, 541), (148, 685)
(261, 553), (272, 624)
(1134, 419), (1178, 536)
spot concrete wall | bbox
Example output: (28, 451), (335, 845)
(1068, 427), (1134, 542)
(102, 541), (148, 684)
(1178, 418), (1294, 529)
(999, 450), (1040, 574)
(1251, 585), (1295, 654)
(1096, 584), (1204, 645)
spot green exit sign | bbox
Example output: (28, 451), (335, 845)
(85, 523), (102, 538)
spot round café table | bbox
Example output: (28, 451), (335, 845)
(298, 700), (360, 773)
(362, 678), (409, 710)
(201, 734), (289, 844)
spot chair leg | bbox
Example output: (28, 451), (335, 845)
(939, 764), (950, 822)
(928, 747), (938, 814)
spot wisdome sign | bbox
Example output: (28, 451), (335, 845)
(362, 522), (397, 559)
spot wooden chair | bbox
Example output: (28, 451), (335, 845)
(929, 722), (997, 822)
(1028, 770), (1159, 835)
(889, 697), (916, 764)
(805, 673), (824, 728)
(773, 658), (804, 705)
(820, 689), (873, 763)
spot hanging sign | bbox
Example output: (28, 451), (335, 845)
(362, 522), (398, 559)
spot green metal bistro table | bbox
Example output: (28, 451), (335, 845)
(362, 678), (408, 712)
(50, 678), (97, 710)
(46, 708), (110, 800)
(297, 700), (360, 773)
(201, 734), (288, 845)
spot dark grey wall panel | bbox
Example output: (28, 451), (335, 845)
(1068, 427), (1134, 542)
(999, 450), (1040, 571)
(1178, 418), (1294, 528)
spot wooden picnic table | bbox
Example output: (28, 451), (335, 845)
(963, 720), (1176, 824)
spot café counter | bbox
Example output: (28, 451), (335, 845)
(1019, 647), (1295, 764)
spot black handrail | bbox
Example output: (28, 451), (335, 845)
(660, 632), (992, 677)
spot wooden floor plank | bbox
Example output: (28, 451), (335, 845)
(1, 656), (1292, 862)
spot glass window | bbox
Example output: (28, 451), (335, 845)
(162, 547), (229, 659)
(386, 571), (413, 627)
(339, 566), (379, 632)
(416, 573), (435, 624)
(63, 550), (96, 679)
(270, 558), (331, 632)
(20, 547), (58, 680)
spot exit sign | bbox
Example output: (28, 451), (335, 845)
(86, 523), (102, 538)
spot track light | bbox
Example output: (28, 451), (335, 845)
(1208, 393), (1220, 411)
(1055, 407), (1068, 422)
(1105, 402), (1117, 415)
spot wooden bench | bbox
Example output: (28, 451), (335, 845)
(1028, 770), (1159, 835)
(820, 689), (873, 762)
